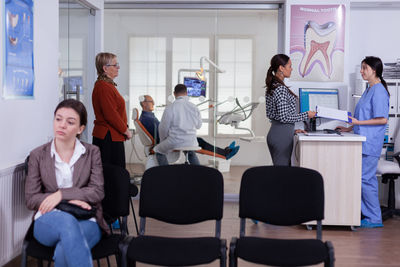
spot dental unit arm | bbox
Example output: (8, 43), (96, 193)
(218, 98), (260, 139)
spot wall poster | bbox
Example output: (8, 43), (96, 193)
(3, 0), (34, 99)
(290, 5), (345, 82)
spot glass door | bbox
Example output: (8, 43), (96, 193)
(104, 6), (279, 197)
(59, 0), (94, 142)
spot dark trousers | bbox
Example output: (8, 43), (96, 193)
(93, 131), (126, 168)
(197, 137), (226, 156)
(267, 120), (294, 166)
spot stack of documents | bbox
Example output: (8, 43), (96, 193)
(316, 106), (351, 123)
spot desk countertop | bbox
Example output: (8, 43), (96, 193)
(296, 132), (366, 142)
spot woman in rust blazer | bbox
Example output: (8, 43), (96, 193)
(92, 52), (132, 168)
(25, 99), (108, 267)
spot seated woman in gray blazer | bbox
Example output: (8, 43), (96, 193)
(25, 99), (109, 267)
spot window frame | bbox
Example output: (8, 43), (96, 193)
(128, 33), (256, 137)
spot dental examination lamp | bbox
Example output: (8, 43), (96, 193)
(177, 56), (225, 84)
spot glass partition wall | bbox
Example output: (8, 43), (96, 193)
(59, 0), (94, 142)
(104, 6), (279, 197)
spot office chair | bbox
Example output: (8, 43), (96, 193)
(229, 166), (335, 267)
(21, 162), (131, 267)
(120, 164), (227, 267)
(377, 138), (400, 220)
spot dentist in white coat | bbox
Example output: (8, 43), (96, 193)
(154, 84), (202, 165)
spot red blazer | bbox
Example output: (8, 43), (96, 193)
(92, 80), (127, 142)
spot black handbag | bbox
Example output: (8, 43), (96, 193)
(56, 200), (97, 220)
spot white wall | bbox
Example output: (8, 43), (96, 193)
(0, 0), (59, 170)
(104, 9), (279, 166)
(348, 7), (400, 95)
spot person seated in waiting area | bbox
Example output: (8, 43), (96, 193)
(140, 92), (240, 165)
(25, 99), (108, 267)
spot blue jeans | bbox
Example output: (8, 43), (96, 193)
(186, 151), (200, 165)
(34, 210), (102, 267)
(156, 152), (169, 166)
(156, 151), (200, 165)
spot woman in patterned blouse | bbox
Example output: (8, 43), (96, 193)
(265, 54), (316, 166)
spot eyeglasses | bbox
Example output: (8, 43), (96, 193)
(106, 63), (120, 68)
(143, 100), (154, 104)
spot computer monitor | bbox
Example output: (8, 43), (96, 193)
(299, 88), (339, 131)
(299, 88), (339, 112)
(183, 77), (206, 97)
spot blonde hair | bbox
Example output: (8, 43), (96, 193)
(95, 52), (116, 76)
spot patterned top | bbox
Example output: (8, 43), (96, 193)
(265, 83), (308, 124)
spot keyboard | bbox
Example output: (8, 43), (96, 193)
(305, 129), (341, 136)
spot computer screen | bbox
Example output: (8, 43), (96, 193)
(183, 77), (206, 97)
(299, 88), (339, 113)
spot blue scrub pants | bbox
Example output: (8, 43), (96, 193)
(34, 210), (102, 267)
(361, 154), (382, 224)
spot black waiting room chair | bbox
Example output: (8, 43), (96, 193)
(229, 166), (335, 267)
(21, 161), (131, 267)
(120, 164), (227, 267)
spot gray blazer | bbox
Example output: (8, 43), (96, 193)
(25, 141), (109, 234)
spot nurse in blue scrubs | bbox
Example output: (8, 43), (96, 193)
(336, 56), (389, 228)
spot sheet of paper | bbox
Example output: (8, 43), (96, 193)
(316, 106), (351, 122)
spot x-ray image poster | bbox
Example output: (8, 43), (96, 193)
(290, 5), (345, 82)
(3, 0), (34, 99)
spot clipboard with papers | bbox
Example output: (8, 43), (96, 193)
(315, 106), (352, 123)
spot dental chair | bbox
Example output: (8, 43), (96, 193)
(131, 108), (229, 170)
(132, 108), (159, 169)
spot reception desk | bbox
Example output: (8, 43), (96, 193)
(293, 133), (366, 227)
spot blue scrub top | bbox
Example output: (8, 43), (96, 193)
(353, 83), (389, 157)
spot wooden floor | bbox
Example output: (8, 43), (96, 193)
(6, 165), (400, 267)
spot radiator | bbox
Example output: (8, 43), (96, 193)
(0, 163), (33, 266)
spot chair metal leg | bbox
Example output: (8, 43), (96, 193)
(115, 253), (122, 267)
(388, 179), (395, 210)
(325, 241), (335, 267)
(119, 236), (134, 267)
(220, 239), (227, 267)
(21, 243), (28, 267)
(382, 178), (400, 220)
(229, 238), (238, 267)
(129, 198), (139, 235)
(183, 151), (190, 164)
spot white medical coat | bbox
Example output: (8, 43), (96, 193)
(154, 96), (202, 155)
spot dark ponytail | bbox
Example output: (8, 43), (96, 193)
(265, 54), (296, 97)
(362, 56), (389, 96)
(380, 75), (389, 95)
(265, 66), (275, 94)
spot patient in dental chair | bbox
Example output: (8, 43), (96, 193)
(139, 94), (240, 165)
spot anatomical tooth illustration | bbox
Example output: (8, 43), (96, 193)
(299, 21), (336, 78)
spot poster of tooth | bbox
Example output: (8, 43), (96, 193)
(290, 5), (345, 82)
(3, 0), (34, 99)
